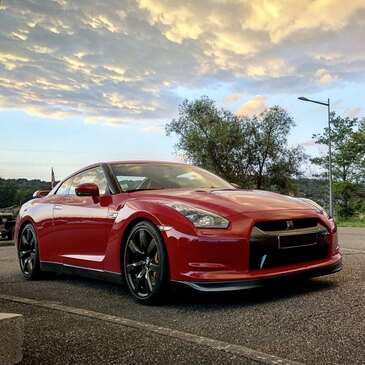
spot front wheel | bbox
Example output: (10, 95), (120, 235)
(18, 223), (42, 280)
(123, 221), (169, 304)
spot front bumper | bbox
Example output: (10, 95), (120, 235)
(174, 256), (342, 292)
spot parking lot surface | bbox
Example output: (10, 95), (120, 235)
(0, 227), (364, 365)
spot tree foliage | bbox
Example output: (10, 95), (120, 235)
(249, 107), (307, 190)
(0, 178), (50, 208)
(166, 96), (307, 193)
(311, 113), (365, 217)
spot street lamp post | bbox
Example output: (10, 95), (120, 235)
(298, 96), (333, 217)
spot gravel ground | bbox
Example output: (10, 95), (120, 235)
(0, 227), (364, 365)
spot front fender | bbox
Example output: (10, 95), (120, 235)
(102, 199), (197, 274)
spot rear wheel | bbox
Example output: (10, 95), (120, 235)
(123, 221), (169, 304)
(18, 223), (42, 280)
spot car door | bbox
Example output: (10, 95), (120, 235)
(52, 166), (111, 270)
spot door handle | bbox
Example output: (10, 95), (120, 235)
(54, 205), (62, 210)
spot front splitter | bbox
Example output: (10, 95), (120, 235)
(174, 259), (342, 292)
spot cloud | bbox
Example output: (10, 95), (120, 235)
(140, 124), (165, 133)
(138, 0), (365, 77)
(84, 116), (130, 127)
(313, 69), (338, 84)
(300, 139), (316, 147)
(237, 95), (266, 117)
(139, 1), (365, 45)
(241, 0), (365, 43)
(224, 92), (247, 104)
(0, 0), (185, 127)
(0, 0), (365, 128)
(345, 107), (364, 119)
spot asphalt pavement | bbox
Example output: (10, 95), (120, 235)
(0, 228), (364, 365)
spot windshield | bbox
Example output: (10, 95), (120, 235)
(111, 163), (233, 192)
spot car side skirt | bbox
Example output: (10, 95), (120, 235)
(40, 261), (123, 284)
(173, 259), (342, 292)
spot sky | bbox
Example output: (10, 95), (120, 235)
(0, 0), (365, 181)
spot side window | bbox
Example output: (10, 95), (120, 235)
(55, 177), (72, 195)
(69, 166), (108, 196)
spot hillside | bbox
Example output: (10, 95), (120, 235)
(0, 178), (51, 208)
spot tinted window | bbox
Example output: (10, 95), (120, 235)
(69, 166), (108, 195)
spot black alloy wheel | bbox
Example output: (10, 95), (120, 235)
(18, 223), (42, 280)
(123, 221), (169, 304)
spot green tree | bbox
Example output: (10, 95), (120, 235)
(14, 189), (27, 205)
(166, 97), (306, 193)
(166, 97), (255, 186)
(250, 107), (307, 191)
(0, 178), (51, 208)
(311, 113), (365, 217)
(0, 179), (16, 207)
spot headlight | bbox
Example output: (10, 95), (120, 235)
(164, 202), (229, 228)
(299, 198), (329, 218)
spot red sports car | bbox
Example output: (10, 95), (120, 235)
(15, 161), (342, 304)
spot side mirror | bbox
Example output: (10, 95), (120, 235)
(33, 190), (50, 198)
(75, 183), (100, 197)
(230, 183), (240, 189)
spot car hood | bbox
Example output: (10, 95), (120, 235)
(128, 189), (316, 217)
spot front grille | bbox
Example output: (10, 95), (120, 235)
(249, 221), (329, 270)
(255, 218), (318, 231)
(279, 233), (317, 249)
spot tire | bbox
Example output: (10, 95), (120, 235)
(123, 221), (169, 304)
(18, 223), (43, 280)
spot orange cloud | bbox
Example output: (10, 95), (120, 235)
(237, 95), (267, 117)
(224, 92), (248, 104)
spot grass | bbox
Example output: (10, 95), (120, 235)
(0, 239), (14, 246)
(336, 217), (365, 228)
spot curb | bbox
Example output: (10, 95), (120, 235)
(0, 313), (24, 365)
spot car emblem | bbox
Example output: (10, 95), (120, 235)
(286, 220), (294, 229)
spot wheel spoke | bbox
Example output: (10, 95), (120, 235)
(147, 238), (156, 254)
(22, 234), (29, 246)
(126, 260), (145, 273)
(134, 268), (147, 292)
(27, 257), (34, 272)
(23, 257), (31, 271)
(128, 239), (144, 255)
(29, 236), (35, 247)
(145, 271), (153, 292)
(19, 250), (31, 258)
(25, 252), (35, 272)
(26, 228), (31, 243)
(139, 229), (148, 250)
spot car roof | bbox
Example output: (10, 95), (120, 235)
(87, 160), (187, 169)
